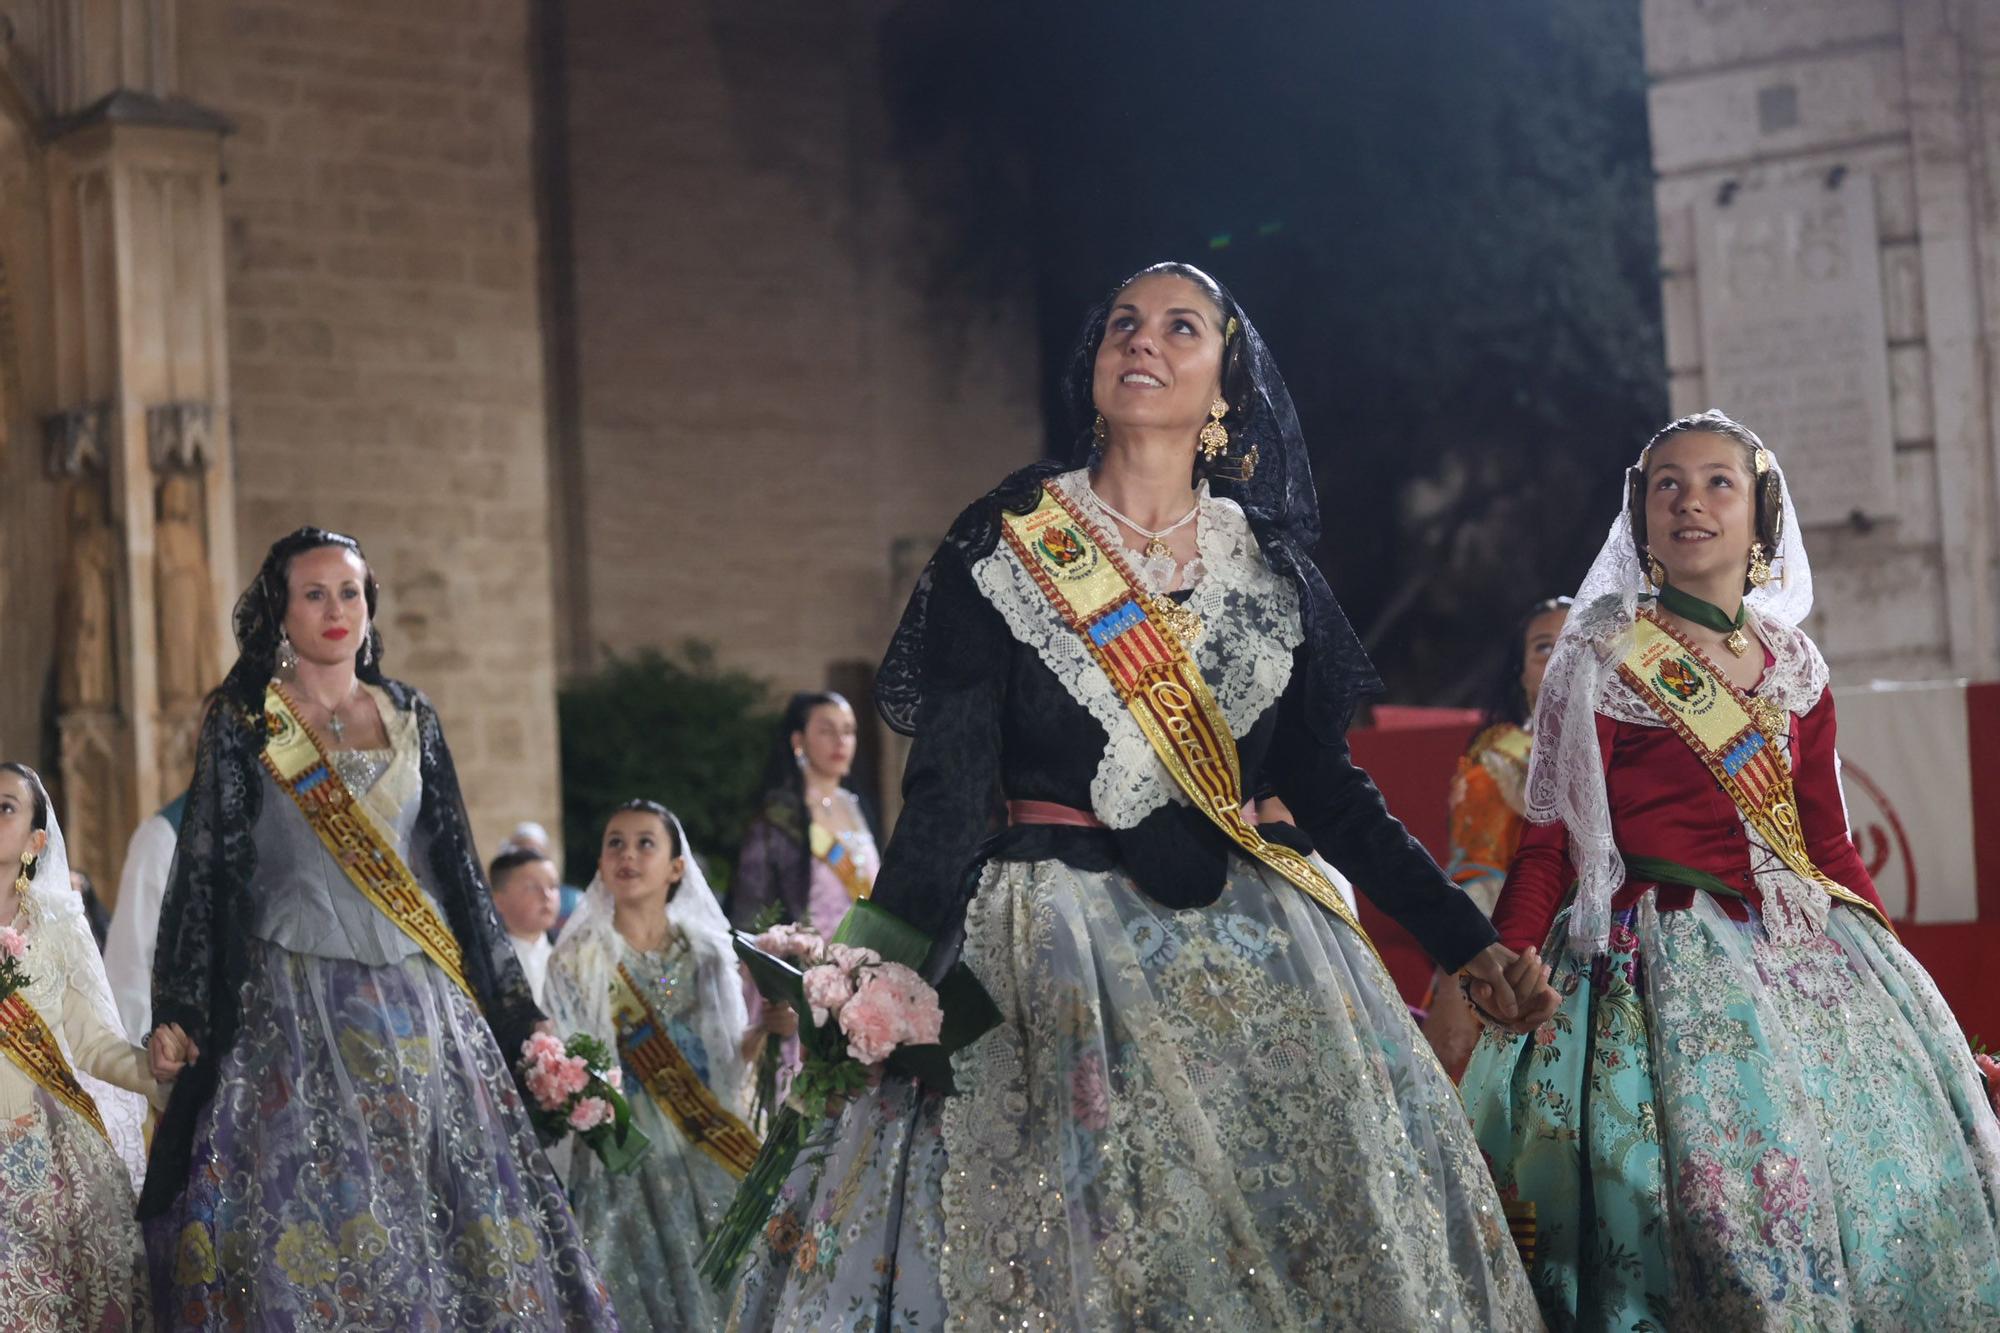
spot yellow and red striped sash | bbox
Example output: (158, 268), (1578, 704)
(610, 963), (760, 1179)
(0, 992), (108, 1140)
(809, 823), (874, 903)
(998, 482), (1380, 960)
(1618, 612), (1891, 932)
(260, 684), (477, 997)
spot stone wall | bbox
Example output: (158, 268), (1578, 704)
(553, 2), (1042, 707)
(1643, 0), (2000, 681)
(178, 0), (563, 853)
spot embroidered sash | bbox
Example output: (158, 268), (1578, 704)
(809, 823), (873, 903)
(0, 992), (108, 1140)
(1473, 722), (1532, 769)
(259, 684), (476, 997)
(998, 483), (1380, 959)
(610, 962), (760, 1179)
(1617, 614), (1892, 932)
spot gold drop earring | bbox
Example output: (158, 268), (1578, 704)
(1198, 400), (1230, 460)
(14, 851), (32, 897)
(1645, 551), (1668, 591)
(1747, 540), (1772, 589)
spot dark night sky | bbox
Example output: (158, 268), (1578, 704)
(883, 0), (1667, 710)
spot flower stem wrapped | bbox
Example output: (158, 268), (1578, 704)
(698, 901), (999, 1289)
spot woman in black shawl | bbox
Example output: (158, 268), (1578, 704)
(729, 691), (882, 937)
(728, 265), (1552, 1331)
(139, 528), (614, 1329)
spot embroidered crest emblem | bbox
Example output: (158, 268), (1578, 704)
(1654, 656), (1706, 704)
(1033, 524), (1100, 580)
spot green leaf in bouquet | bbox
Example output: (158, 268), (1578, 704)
(592, 1119), (653, 1175)
(829, 900), (933, 969)
(733, 935), (809, 1013)
(734, 934), (845, 1062)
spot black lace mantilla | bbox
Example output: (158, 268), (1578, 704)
(879, 266), (1380, 743)
(139, 678), (543, 1218)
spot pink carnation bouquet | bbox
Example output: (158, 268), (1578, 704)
(744, 920), (827, 1131)
(700, 901), (998, 1288)
(0, 926), (29, 1004)
(517, 1030), (650, 1173)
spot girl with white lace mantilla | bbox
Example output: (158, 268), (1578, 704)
(0, 762), (183, 1330)
(727, 263), (1553, 1331)
(1460, 411), (2000, 1329)
(547, 800), (787, 1331)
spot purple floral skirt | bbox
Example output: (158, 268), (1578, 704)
(142, 942), (616, 1331)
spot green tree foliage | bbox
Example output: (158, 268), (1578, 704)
(557, 645), (775, 894)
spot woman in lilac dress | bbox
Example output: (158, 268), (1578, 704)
(729, 692), (881, 938)
(139, 527), (614, 1330)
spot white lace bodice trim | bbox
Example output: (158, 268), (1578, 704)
(17, 888), (95, 1031)
(1593, 606), (1829, 729)
(1585, 605), (1836, 943)
(972, 468), (1303, 829)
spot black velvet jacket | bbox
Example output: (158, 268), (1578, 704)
(138, 680), (543, 1218)
(868, 531), (1498, 975)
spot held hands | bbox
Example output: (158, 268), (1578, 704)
(1456, 944), (1560, 1036)
(147, 1023), (200, 1082)
(761, 1002), (799, 1039)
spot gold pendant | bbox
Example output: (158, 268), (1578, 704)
(1153, 599), (1204, 646)
(1747, 697), (1787, 744)
(1143, 536), (1171, 561)
(1725, 628), (1750, 657)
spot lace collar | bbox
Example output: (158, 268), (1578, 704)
(1594, 606), (1830, 728)
(972, 468), (1303, 829)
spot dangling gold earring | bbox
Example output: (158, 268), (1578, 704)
(1198, 400), (1230, 461)
(1092, 413), (1108, 446)
(14, 851), (32, 896)
(277, 630), (299, 676)
(1645, 551), (1668, 591)
(1747, 540), (1772, 589)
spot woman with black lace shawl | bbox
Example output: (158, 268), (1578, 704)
(728, 265), (1551, 1331)
(729, 692), (882, 937)
(138, 529), (614, 1329)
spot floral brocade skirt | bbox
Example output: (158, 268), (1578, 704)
(0, 1087), (149, 1331)
(728, 855), (1542, 1332)
(1460, 893), (2000, 1331)
(141, 942), (616, 1331)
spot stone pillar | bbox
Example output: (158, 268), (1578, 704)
(42, 91), (233, 899)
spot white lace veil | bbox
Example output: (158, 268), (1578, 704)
(12, 768), (152, 1188)
(547, 813), (750, 1114)
(1527, 416), (1813, 954)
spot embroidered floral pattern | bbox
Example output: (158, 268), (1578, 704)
(142, 942), (611, 1330)
(734, 857), (1538, 1330)
(0, 1099), (148, 1330)
(1466, 896), (2000, 1329)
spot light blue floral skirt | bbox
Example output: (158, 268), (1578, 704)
(729, 855), (1541, 1331)
(1461, 891), (2000, 1331)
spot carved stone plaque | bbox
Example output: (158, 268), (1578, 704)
(1694, 176), (1895, 525)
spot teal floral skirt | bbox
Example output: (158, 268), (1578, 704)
(1461, 890), (2000, 1331)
